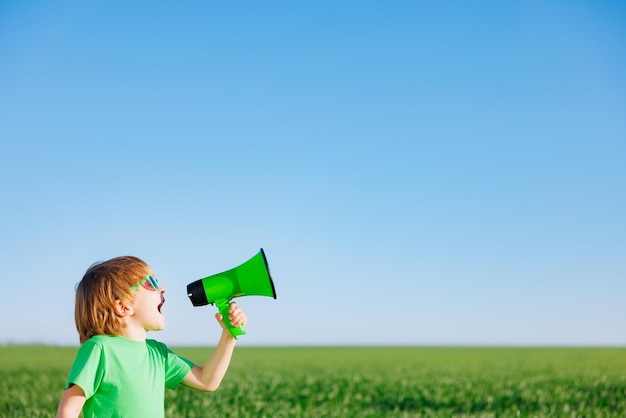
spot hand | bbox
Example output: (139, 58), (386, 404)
(216, 302), (247, 330)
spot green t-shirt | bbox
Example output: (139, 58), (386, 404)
(65, 335), (195, 418)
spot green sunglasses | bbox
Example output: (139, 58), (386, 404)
(131, 274), (160, 292)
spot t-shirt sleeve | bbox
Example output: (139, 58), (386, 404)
(65, 339), (104, 398)
(161, 344), (195, 389)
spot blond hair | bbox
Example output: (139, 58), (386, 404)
(75, 256), (152, 344)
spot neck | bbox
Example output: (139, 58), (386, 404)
(120, 319), (148, 341)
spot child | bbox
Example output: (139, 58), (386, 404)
(56, 255), (247, 418)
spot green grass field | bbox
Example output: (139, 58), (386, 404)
(1, 345), (625, 417)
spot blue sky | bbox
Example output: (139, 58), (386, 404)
(1, 1), (624, 346)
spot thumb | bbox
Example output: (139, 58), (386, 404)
(215, 313), (228, 330)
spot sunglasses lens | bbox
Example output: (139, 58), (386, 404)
(147, 275), (159, 290)
(132, 275), (160, 292)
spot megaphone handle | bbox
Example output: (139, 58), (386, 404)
(216, 299), (246, 340)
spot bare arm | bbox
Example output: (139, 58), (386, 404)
(56, 384), (86, 418)
(182, 302), (247, 392)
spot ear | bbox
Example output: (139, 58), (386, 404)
(114, 299), (134, 317)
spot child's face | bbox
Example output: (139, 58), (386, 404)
(129, 275), (166, 332)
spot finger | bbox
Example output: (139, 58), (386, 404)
(229, 305), (243, 319)
(230, 312), (247, 327)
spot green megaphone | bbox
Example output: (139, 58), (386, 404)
(186, 249), (277, 339)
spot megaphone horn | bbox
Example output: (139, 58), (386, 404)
(186, 248), (276, 339)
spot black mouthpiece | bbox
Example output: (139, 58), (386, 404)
(187, 279), (209, 306)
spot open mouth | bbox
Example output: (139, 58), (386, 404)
(158, 298), (165, 314)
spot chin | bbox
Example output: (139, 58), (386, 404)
(151, 318), (166, 331)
